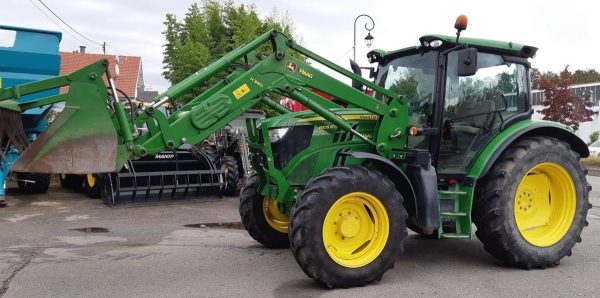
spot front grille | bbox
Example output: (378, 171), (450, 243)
(271, 125), (313, 170)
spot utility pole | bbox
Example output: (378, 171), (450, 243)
(102, 42), (106, 55)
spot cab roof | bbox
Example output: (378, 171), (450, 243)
(368, 34), (538, 63)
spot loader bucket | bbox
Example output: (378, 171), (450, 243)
(10, 81), (124, 174)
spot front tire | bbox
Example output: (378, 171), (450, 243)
(289, 166), (407, 288)
(84, 174), (101, 198)
(474, 136), (591, 269)
(239, 172), (290, 248)
(16, 172), (50, 194)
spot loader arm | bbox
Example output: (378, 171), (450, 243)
(0, 30), (410, 174)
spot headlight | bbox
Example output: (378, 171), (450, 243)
(429, 40), (443, 48)
(268, 127), (291, 142)
(422, 40), (443, 48)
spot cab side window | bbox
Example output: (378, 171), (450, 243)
(439, 52), (529, 173)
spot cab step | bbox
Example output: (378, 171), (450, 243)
(440, 233), (471, 239)
(438, 190), (467, 197)
(440, 211), (468, 217)
(436, 188), (473, 239)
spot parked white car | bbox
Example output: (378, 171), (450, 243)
(589, 140), (600, 157)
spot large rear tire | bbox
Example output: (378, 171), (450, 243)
(239, 172), (290, 248)
(473, 136), (591, 269)
(289, 166), (407, 288)
(16, 172), (51, 194)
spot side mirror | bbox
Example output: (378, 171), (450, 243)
(457, 48), (478, 76)
(349, 59), (364, 91)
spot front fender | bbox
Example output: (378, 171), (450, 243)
(341, 151), (440, 229)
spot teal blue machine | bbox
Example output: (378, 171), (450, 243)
(0, 25), (62, 205)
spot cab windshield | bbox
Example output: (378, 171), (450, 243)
(375, 51), (437, 148)
(376, 51), (436, 105)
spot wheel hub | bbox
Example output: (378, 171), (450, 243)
(323, 192), (390, 268)
(516, 188), (536, 214)
(262, 198), (289, 233)
(86, 173), (96, 188)
(514, 162), (576, 247)
(339, 214), (360, 238)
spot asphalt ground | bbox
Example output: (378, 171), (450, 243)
(0, 176), (599, 297)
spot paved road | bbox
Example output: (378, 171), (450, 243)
(1, 176), (599, 297)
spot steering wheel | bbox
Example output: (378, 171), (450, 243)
(483, 90), (508, 110)
(409, 92), (433, 113)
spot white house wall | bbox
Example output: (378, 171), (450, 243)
(532, 105), (600, 143)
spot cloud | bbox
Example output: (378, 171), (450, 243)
(1, 0), (598, 92)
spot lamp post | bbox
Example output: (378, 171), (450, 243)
(353, 14), (375, 61)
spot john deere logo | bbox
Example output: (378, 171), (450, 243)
(285, 61), (297, 72)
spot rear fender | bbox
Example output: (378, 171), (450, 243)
(468, 120), (589, 180)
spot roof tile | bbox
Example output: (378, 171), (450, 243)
(60, 52), (141, 98)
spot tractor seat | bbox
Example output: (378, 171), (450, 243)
(453, 100), (496, 135)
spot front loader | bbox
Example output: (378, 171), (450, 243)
(0, 16), (591, 288)
(59, 100), (230, 206)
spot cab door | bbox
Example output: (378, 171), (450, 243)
(436, 51), (530, 174)
(375, 50), (439, 151)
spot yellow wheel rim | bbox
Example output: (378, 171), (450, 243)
(514, 162), (576, 247)
(323, 192), (389, 268)
(87, 174), (96, 188)
(263, 198), (289, 233)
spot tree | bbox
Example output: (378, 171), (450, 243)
(162, 0), (302, 110)
(573, 69), (600, 84)
(496, 72), (516, 94)
(538, 66), (594, 130)
(224, 4), (262, 50)
(532, 68), (600, 88)
(459, 77), (485, 101)
(589, 131), (599, 145)
(530, 68), (542, 90)
(161, 13), (181, 83)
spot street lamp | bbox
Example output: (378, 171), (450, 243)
(353, 14), (375, 61)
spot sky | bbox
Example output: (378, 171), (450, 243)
(1, 0), (599, 93)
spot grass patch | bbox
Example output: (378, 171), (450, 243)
(582, 156), (600, 167)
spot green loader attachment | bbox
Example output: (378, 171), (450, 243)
(0, 17), (592, 289)
(0, 61), (125, 173)
(0, 29), (402, 175)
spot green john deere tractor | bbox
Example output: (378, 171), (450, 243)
(0, 16), (590, 288)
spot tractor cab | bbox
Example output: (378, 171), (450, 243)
(369, 30), (537, 176)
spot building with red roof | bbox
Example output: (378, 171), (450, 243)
(59, 47), (158, 101)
